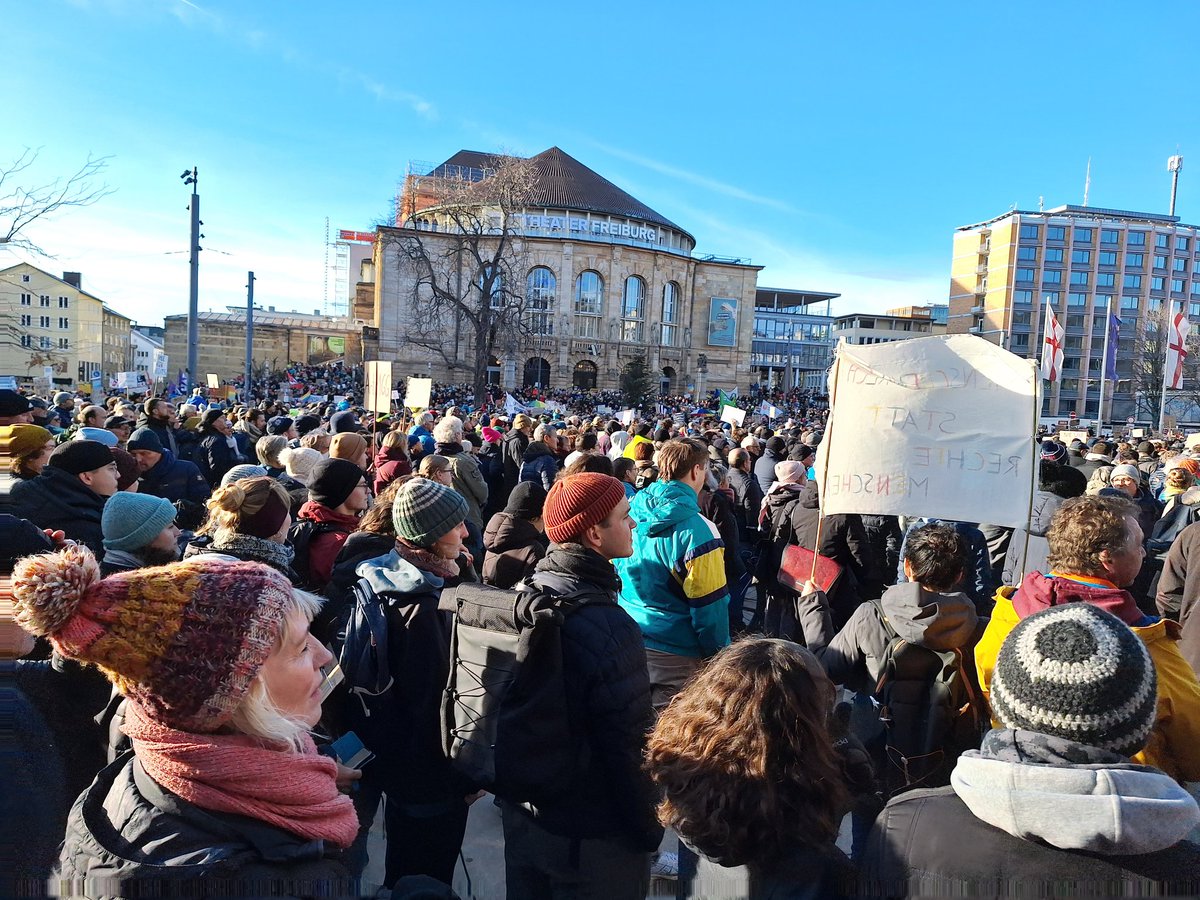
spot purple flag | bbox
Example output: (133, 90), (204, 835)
(1105, 312), (1121, 379)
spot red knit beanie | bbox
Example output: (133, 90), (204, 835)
(544, 473), (626, 543)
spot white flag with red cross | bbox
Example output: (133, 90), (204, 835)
(1040, 304), (1065, 382)
(1167, 307), (1190, 390)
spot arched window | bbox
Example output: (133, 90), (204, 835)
(574, 270), (604, 339)
(621, 275), (645, 342)
(661, 281), (679, 346)
(661, 366), (677, 394)
(573, 360), (598, 390)
(524, 357), (551, 389)
(526, 267), (556, 335)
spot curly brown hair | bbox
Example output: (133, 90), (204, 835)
(1046, 494), (1140, 577)
(644, 638), (848, 867)
(354, 476), (410, 538)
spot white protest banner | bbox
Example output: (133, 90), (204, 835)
(816, 334), (1038, 529)
(720, 404), (746, 426)
(1057, 430), (1088, 446)
(619, 409), (635, 427)
(206, 374), (220, 389)
(1186, 432), (1200, 450)
(363, 360), (394, 415)
(404, 377), (433, 411)
(152, 350), (168, 379)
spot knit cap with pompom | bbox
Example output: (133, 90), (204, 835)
(12, 545), (294, 733)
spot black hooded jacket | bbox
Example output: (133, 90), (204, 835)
(10, 466), (107, 557)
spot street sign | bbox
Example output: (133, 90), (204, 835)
(91, 370), (101, 380)
(1127, 416), (1135, 424)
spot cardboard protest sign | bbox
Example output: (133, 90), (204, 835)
(720, 405), (746, 426)
(207, 374), (220, 389)
(1057, 430), (1088, 445)
(816, 335), (1038, 529)
(619, 409), (635, 427)
(405, 377), (432, 411)
(363, 360), (394, 415)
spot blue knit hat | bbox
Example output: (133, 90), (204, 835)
(102, 492), (178, 551)
(392, 478), (467, 547)
(76, 426), (118, 447)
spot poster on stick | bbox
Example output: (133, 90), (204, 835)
(816, 335), (1038, 529)
(404, 377), (432, 411)
(719, 404), (746, 426)
(363, 360), (394, 415)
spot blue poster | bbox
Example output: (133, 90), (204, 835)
(707, 297), (738, 347)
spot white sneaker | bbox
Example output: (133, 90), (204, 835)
(651, 851), (679, 879)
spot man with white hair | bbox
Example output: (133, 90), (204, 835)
(519, 424), (560, 492)
(409, 410), (436, 458)
(433, 415), (489, 564)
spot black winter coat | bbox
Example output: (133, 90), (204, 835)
(1156, 520), (1200, 674)
(518, 441), (559, 492)
(860, 786), (1200, 899)
(511, 545), (664, 852)
(57, 755), (356, 899)
(139, 449), (211, 505)
(481, 511), (547, 589)
(753, 448), (784, 498)
(9, 466), (107, 556)
(135, 415), (180, 456)
(727, 467), (764, 540)
(196, 431), (246, 486)
(502, 429), (530, 497)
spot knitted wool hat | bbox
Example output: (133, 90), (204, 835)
(774, 460), (806, 484)
(221, 464), (269, 487)
(76, 426), (118, 447)
(54, 391), (75, 406)
(504, 481), (547, 520)
(544, 473), (626, 543)
(281, 447), (322, 486)
(47, 440), (115, 476)
(0, 389), (32, 417)
(392, 478), (468, 547)
(328, 410), (359, 434)
(267, 416), (293, 435)
(481, 427), (502, 444)
(329, 432), (368, 464)
(127, 427), (165, 455)
(11, 546), (294, 732)
(8, 424), (52, 459)
(1039, 440), (1068, 464)
(1110, 464), (1141, 483)
(308, 457), (365, 508)
(294, 414), (321, 436)
(991, 604), (1156, 757)
(110, 448), (141, 491)
(102, 492), (177, 551)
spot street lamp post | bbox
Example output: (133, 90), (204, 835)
(181, 168), (201, 385)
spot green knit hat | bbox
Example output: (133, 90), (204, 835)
(102, 492), (178, 552)
(392, 478), (467, 547)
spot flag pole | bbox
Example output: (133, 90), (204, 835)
(1096, 295), (1112, 433)
(1159, 301), (1174, 435)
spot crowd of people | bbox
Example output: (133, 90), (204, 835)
(2, 377), (1200, 899)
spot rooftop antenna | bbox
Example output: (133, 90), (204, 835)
(1083, 157), (1091, 207)
(1038, 195), (1044, 212)
(1168, 154), (1184, 216)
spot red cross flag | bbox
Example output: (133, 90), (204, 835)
(1167, 308), (1190, 390)
(1040, 303), (1065, 382)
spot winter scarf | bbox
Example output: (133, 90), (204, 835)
(123, 701), (359, 847)
(210, 532), (296, 571)
(396, 537), (459, 579)
(235, 420), (264, 442)
(536, 541), (622, 593)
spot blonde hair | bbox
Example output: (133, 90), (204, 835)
(418, 454), (450, 479)
(202, 476), (291, 539)
(256, 435), (288, 469)
(229, 588), (323, 751)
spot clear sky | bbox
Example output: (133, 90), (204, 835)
(5, 0), (1199, 328)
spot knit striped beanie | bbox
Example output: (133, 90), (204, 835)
(393, 477), (467, 547)
(12, 545), (293, 733)
(991, 604), (1156, 757)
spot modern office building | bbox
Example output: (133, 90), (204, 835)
(370, 147), (763, 394)
(834, 308), (939, 346)
(948, 205), (1200, 421)
(751, 287), (837, 389)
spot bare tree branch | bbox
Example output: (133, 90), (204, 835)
(0, 147), (115, 256)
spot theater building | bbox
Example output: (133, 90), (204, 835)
(369, 147), (762, 394)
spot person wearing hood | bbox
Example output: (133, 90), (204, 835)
(518, 423), (560, 493)
(614, 438), (729, 710)
(10, 441), (119, 557)
(862, 603), (1200, 898)
(291, 458), (369, 591)
(482, 481), (549, 589)
(977, 494), (1200, 783)
(127, 427), (210, 505)
(608, 429), (632, 461)
(753, 436), (787, 498)
(1001, 459), (1087, 585)
(340, 478), (477, 890)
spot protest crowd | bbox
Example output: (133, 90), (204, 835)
(2, 349), (1200, 900)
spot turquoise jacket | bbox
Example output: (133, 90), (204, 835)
(615, 479), (730, 658)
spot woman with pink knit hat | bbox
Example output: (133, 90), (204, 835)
(12, 548), (360, 897)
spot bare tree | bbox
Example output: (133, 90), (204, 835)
(381, 153), (537, 404)
(1127, 305), (1200, 421)
(0, 147), (113, 255)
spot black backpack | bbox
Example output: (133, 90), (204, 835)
(334, 579), (399, 754)
(287, 519), (342, 589)
(870, 600), (987, 795)
(439, 578), (604, 804)
(634, 465), (658, 491)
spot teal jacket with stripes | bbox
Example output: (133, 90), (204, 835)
(615, 479), (730, 658)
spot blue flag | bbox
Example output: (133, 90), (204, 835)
(1105, 312), (1121, 380)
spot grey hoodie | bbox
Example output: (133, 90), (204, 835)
(799, 581), (982, 694)
(952, 753), (1199, 855)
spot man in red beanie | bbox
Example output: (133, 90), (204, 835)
(497, 472), (664, 899)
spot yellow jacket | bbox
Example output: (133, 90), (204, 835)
(977, 588), (1200, 783)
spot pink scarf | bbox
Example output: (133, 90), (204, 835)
(123, 701), (359, 848)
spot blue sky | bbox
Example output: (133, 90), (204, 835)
(5, 0), (1199, 328)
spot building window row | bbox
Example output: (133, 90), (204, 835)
(562, 269), (681, 345)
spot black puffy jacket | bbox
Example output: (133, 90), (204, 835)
(57, 755), (356, 899)
(9, 466), (107, 556)
(139, 449), (211, 505)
